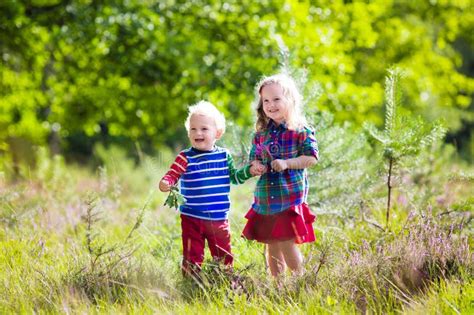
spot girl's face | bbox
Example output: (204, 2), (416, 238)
(260, 83), (288, 125)
(188, 114), (222, 151)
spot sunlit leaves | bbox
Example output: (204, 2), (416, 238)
(0, 0), (472, 158)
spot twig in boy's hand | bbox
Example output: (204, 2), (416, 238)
(163, 186), (186, 210)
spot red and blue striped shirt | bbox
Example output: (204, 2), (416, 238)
(162, 146), (252, 220)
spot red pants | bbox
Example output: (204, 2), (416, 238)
(180, 214), (233, 275)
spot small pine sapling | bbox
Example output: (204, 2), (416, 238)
(364, 68), (446, 229)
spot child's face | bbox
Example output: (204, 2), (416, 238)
(188, 114), (222, 151)
(260, 83), (288, 125)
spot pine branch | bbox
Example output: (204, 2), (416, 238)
(364, 122), (389, 144)
(419, 124), (446, 148)
(384, 68), (403, 137)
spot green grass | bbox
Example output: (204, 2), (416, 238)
(0, 151), (472, 314)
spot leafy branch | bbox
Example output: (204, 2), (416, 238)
(163, 186), (186, 210)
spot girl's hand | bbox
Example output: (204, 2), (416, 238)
(250, 160), (267, 176)
(159, 179), (171, 192)
(271, 159), (288, 172)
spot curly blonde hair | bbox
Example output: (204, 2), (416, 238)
(254, 73), (306, 132)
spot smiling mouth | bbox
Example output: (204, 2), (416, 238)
(194, 139), (204, 142)
(268, 109), (279, 113)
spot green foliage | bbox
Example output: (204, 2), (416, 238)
(34, 146), (68, 189)
(163, 186), (186, 210)
(0, 238), (65, 313)
(67, 193), (151, 302)
(0, 143), (472, 313)
(93, 143), (170, 198)
(337, 210), (472, 312)
(276, 1), (474, 129)
(365, 68), (447, 161)
(407, 278), (474, 314)
(1, 0), (473, 163)
(364, 68), (447, 227)
(309, 112), (378, 220)
(1, 2), (473, 312)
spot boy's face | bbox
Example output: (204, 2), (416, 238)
(261, 83), (288, 125)
(188, 114), (222, 151)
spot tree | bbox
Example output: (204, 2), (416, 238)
(1, 0), (472, 170)
(364, 68), (446, 228)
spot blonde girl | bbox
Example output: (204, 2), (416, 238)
(243, 73), (319, 277)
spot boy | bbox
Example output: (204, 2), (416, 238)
(159, 101), (258, 275)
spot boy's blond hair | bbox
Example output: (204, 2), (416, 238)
(184, 101), (226, 134)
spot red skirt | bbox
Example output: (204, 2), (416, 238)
(241, 203), (316, 244)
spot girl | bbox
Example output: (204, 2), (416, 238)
(242, 73), (319, 277)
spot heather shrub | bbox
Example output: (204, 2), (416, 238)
(331, 209), (472, 313)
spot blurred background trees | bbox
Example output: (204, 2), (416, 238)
(1, 0), (473, 172)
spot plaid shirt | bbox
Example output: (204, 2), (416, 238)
(250, 120), (319, 214)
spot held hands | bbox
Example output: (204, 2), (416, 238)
(159, 179), (171, 192)
(249, 159), (289, 175)
(250, 160), (267, 176)
(271, 159), (288, 172)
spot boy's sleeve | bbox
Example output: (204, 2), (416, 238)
(248, 133), (258, 161)
(227, 152), (252, 185)
(299, 127), (319, 160)
(161, 152), (188, 186)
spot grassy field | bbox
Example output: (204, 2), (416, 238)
(1, 147), (473, 314)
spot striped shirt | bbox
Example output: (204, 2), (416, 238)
(250, 120), (319, 215)
(162, 146), (252, 220)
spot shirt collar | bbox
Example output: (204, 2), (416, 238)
(191, 145), (217, 154)
(267, 119), (288, 131)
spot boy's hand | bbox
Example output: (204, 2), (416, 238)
(271, 159), (288, 172)
(250, 160), (267, 176)
(159, 179), (171, 192)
